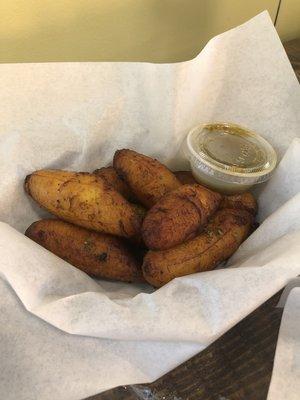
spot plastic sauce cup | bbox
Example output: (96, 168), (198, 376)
(185, 122), (277, 194)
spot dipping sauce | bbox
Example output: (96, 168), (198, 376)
(186, 123), (277, 194)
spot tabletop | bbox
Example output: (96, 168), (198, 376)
(87, 38), (300, 400)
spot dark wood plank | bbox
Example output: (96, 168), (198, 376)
(284, 39), (300, 81)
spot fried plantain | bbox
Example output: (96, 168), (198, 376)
(221, 192), (257, 215)
(93, 166), (136, 202)
(26, 219), (144, 282)
(113, 149), (181, 208)
(142, 208), (253, 287)
(174, 170), (197, 185)
(142, 184), (222, 250)
(24, 169), (142, 239)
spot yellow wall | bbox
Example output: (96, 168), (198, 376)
(1, 0), (280, 63)
(1, 0), (299, 63)
(276, 0), (300, 42)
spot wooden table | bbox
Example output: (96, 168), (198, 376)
(87, 39), (300, 400)
(284, 39), (300, 81)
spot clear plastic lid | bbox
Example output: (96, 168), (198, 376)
(186, 123), (277, 185)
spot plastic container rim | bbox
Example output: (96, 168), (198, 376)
(186, 122), (277, 183)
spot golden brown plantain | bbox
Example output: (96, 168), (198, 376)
(93, 167), (147, 235)
(113, 149), (181, 208)
(25, 219), (144, 282)
(131, 203), (147, 219)
(220, 192), (257, 215)
(24, 170), (142, 239)
(93, 166), (136, 202)
(142, 184), (222, 250)
(142, 208), (253, 287)
(174, 170), (197, 185)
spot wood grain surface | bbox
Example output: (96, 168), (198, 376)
(284, 39), (300, 81)
(86, 39), (300, 400)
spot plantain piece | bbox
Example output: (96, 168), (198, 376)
(142, 208), (253, 287)
(113, 149), (181, 208)
(24, 170), (143, 239)
(131, 203), (147, 219)
(93, 167), (147, 240)
(220, 192), (258, 215)
(142, 184), (222, 250)
(25, 219), (144, 283)
(93, 166), (137, 202)
(174, 170), (197, 185)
